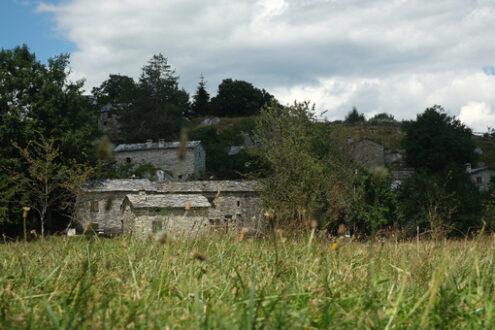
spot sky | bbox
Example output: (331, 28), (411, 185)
(1, 0), (495, 131)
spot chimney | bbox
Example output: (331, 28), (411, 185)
(158, 139), (165, 148)
(146, 139), (152, 148)
(465, 163), (472, 173)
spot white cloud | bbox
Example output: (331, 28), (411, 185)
(459, 102), (495, 132)
(37, 0), (495, 130)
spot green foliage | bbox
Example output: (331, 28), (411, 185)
(189, 74), (210, 118)
(91, 74), (137, 108)
(7, 134), (92, 237)
(188, 119), (263, 179)
(348, 167), (400, 235)
(399, 166), (483, 235)
(370, 112), (395, 121)
(0, 174), (17, 224)
(117, 54), (189, 142)
(400, 105), (481, 235)
(344, 107), (366, 123)
(210, 79), (274, 117)
(0, 45), (99, 228)
(0, 45), (99, 165)
(402, 105), (476, 172)
(255, 101), (352, 227)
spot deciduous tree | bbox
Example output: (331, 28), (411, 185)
(10, 134), (92, 238)
(210, 79), (273, 117)
(255, 101), (352, 228)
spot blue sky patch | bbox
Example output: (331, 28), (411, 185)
(0, 0), (75, 64)
(482, 66), (495, 76)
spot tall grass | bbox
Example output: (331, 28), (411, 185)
(1, 234), (495, 328)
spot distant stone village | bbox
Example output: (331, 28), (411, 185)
(75, 106), (495, 237)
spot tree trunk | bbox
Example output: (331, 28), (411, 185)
(41, 209), (46, 240)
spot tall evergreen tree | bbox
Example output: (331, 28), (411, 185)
(119, 54), (189, 142)
(189, 74), (210, 118)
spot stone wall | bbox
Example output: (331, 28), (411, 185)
(75, 191), (128, 234)
(194, 145), (206, 176)
(114, 148), (202, 179)
(122, 207), (209, 238)
(98, 111), (120, 135)
(351, 139), (385, 168)
(470, 168), (495, 191)
(76, 179), (264, 236)
(204, 192), (264, 233)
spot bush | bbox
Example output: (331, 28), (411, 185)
(255, 101), (353, 229)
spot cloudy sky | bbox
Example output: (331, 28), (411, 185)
(2, 0), (495, 130)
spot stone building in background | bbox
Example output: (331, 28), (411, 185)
(98, 104), (125, 141)
(75, 179), (264, 237)
(351, 138), (385, 168)
(114, 140), (206, 180)
(122, 193), (211, 238)
(466, 164), (495, 191)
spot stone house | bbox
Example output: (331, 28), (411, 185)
(122, 193), (211, 238)
(75, 179), (263, 237)
(466, 164), (495, 191)
(351, 139), (385, 168)
(98, 104), (124, 137)
(156, 180), (263, 232)
(114, 140), (206, 180)
(75, 179), (157, 235)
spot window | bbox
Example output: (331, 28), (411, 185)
(178, 175), (183, 180)
(476, 176), (482, 183)
(91, 200), (99, 213)
(126, 157), (132, 163)
(237, 201), (240, 207)
(108, 112), (112, 118)
(207, 196), (216, 208)
(105, 198), (113, 211)
(152, 220), (162, 233)
(103, 121), (107, 126)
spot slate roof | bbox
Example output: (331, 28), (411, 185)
(85, 179), (157, 192)
(156, 180), (262, 193)
(125, 194), (210, 209)
(114, 141), (202, 152)
(85, 179), (261, 193)
(469, 166), (495, 174)
(99, 103), (129, 113)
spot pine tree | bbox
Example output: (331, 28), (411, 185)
(190, 74), (210, 118)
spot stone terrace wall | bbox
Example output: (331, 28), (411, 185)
(115, 148), (197, 179)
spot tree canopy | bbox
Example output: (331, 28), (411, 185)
(189, 74), (210, 118)
(0, 45), (98, 165)
(399, 105), (482, 235)
(111, 54), (189, 142)
(92, 74), (137, 108)
(344, 107), (366, 123)
(0, 45), (99, 230)
(210, 79), (273, 117)
(402, 105), (477, 172)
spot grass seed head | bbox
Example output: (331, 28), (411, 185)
(189, 251), (207, 261)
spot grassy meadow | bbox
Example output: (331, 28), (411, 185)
(1, 233), (495, 329)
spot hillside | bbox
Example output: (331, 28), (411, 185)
(186, 116), (495, 168)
